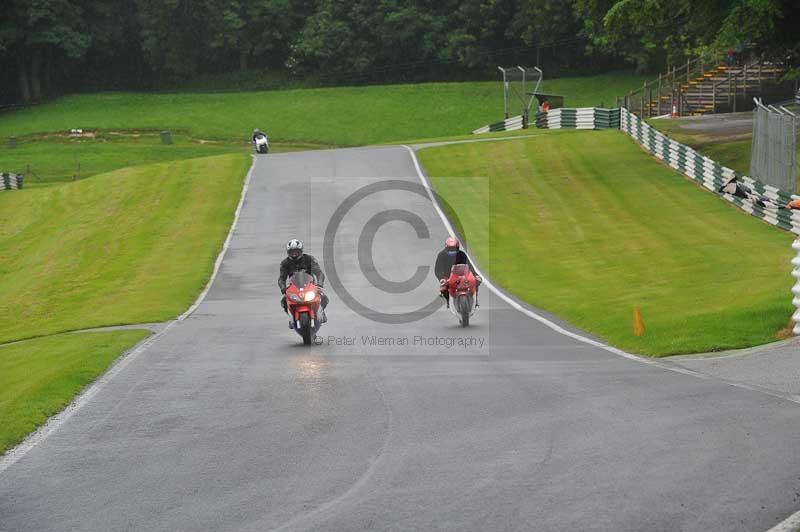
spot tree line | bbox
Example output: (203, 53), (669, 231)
(1, 0), (797, 104)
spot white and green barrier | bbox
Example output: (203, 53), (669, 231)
(535, 108), (620, 130)
(620, 108), (800, 235)
(1, 172), (23, 190)
(473, 108), (620, 134)
(472, 114), (525, 135)
(793, 239), (800, 335)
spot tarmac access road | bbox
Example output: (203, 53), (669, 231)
(2, 146), (800, 532)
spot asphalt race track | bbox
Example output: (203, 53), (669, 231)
(2, 146), (800, 531)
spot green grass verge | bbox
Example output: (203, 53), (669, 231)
(0, 153), (249, 343)
(419, 130), (795, 356)
(392, 127), (542, 146)
(0, 330), (149, 454)
(0, 133), (243, 184)
(0, 73), (644, 146)
(0, 132), (328, 185)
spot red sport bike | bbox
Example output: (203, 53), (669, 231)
(284, 271), (323, 345)
(440, 263), (479, 327)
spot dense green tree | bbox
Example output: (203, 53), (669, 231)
(287, 0), (379, 81)
(206, 0), (303, 72)
(0, 0), (797, 103)
(0, 0), (90, 102)
(601, 0), (728, 69)
(512, 0), (582, 48)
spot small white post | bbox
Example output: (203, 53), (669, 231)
(793, 239), (800, 335)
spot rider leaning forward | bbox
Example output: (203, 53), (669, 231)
(434, 237), (481, 308)
(279, 239), (329, 321)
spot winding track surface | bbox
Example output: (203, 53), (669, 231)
(2, 146), (800, 531)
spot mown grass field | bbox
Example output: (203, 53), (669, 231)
(0, 153), (249, 343)
(0, 331), (149, 454)
(419, 130), (795, 356)
(0, 152), (247, 453)
(0, 133), (327, 185)
(0, 133), (241, 184)
(0, 73), (643, 146)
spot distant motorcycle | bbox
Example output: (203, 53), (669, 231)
(441, 264), (478, 327)
(285, 271), (323, 344)
(253, 133), (269, 154)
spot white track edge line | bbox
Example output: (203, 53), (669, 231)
(0, 155), (257, 474)
(177, 155), (255, 321)
(402, 144), (800, 407)
(768, 510), (800, 532)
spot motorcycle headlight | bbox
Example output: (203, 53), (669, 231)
(289, 294), (302, 302)
(304, 290), (316, 302)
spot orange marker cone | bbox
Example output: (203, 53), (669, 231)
(633, 306), (645, 337)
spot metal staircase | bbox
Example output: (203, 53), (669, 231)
(620, 55), (787, 118)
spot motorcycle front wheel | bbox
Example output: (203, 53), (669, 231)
(299, 313), (312, 345)
(454, 295), (473, 327)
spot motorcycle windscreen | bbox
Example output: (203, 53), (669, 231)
(288, 271), (314, 288)
(451, 263), (470, 276)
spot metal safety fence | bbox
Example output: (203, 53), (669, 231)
(750, 99), (797, 193)
(620, 108), (800, 235)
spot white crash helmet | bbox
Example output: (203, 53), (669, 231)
(286, 239), (303, 260)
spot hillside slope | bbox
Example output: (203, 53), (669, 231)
(0, 74), (643, 145)
(420, 130), (794, 355)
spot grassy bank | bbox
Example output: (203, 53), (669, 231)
(0, 153), (249, 343)
(0, 133), (242, 184)
(0, 331), (149, 454)
(0, 133), (329, 185)
(419, 130), (794, 355)
(0, 74), (644, 146)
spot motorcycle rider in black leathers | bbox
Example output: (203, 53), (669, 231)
(434, 237), (480, 308)
(279, 239), (328, 321)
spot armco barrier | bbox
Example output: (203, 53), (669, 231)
(474, 108), (620, 133)
(1, 172), (23, 190)
(620, 107), (800, 235)
(473, 114), (525, 134)
(793, 239), (800, 335)
(536, 108), (620, 130)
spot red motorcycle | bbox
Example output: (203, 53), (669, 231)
(441, 264), (479, 327)
(285, 271), (323, 345)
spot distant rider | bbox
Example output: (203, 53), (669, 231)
(252, 128), (267, 143)
(279, 239), (328, 321)
(434, 237), (481, 308)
